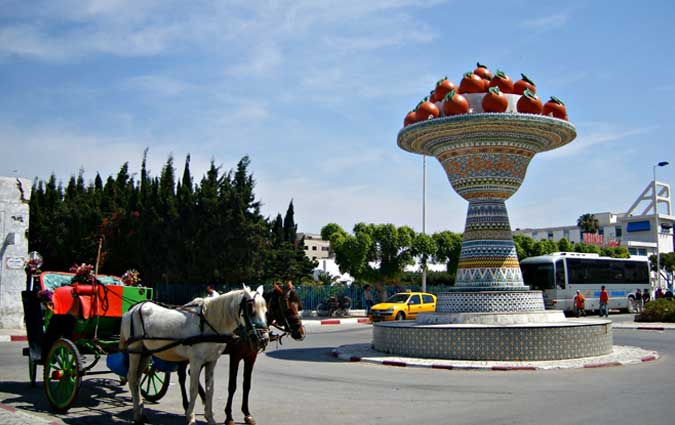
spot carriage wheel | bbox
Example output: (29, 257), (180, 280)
(44, 338), (82, 413)
(28, 356), (37, 387)
(140, 364), (170, 402)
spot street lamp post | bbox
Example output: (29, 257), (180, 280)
(422, 155), (427, 293)
(654, 161), (670, 290)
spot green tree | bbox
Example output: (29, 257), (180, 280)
(411, 233), (437, 285)
(512, 234), (537, 260)
(321, 223), (416, 301)
(533, 239), (558, 256)
(557, 237), (573, 252)
(577, 213), (599, 234)
(649, 253), (675, 286)
(432, 230), (463, 278)
(283, 200), (297, 244)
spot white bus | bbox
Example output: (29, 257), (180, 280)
(520, 252), (650, 314)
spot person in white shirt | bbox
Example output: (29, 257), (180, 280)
(206, 284), (219, 298)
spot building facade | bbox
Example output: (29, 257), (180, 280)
(298, 233), (332, 261)
(514, 180), (674, 261)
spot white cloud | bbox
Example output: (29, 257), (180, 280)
(0, 124), (216, 186)
(124, 75), (191, 97)
(542, 124), (657, 159)
(520, 13), (569, 30)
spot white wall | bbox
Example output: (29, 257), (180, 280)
(0, 177), (31, 329)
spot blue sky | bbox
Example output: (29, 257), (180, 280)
(2, 0), (674, 235)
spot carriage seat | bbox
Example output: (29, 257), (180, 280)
(51, 286), (80, 317)
(51, 284), (96, 319)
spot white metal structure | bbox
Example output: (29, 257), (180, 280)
(515, 178), (674, 263)
(520, 252), (650, 313)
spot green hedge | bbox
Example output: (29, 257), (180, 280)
(635, 298), (675, 322)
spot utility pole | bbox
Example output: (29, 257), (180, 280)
(422, 155), (427, 292)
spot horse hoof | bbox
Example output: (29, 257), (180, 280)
(244, 415), (256, 425)
(225, 420), (235, 425)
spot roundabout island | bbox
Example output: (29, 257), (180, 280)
(366, 64), (655, 364)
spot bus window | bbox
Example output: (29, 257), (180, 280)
(521, 263), (554, 290)
(555, 259), (565, 289)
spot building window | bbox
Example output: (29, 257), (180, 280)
(304, 245), (309, 250)
(532, 231), (538, 238)
(312, 246), (317, 251)
(547, 232), (554, 240)
(598, 228), (604, 236)
(638, 248), (647, 256)
(563, 230), (570, 239)
(615, 226), (622, 238)
(321, 247), (329, 251)
(628, 248), (637, 255)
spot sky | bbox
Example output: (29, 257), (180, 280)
(2, 0), (675, 235)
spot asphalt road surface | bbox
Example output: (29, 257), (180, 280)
(1, 316), (674, 425)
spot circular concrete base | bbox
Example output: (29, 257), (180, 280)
(417, 310), (567, 325)
(373, 318), (612, 361)
(333, 344), (658, 371)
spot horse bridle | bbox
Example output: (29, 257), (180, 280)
(238, 292), (269, 352)
(268, 289), (304, 341)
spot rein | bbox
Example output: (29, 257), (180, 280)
(123, 291), (268, 354)
(267, 288), (304, 342)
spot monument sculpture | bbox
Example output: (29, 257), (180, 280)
(372, 64), (613, 361)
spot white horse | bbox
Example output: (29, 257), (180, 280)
(119, 285), (268, 425)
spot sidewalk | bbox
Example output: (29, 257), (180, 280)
(0, 404), (61, 425)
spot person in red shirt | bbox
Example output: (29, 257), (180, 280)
(599, 285), (609, 317)
(573, 290), (586, 317)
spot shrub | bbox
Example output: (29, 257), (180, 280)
(635, 298), (675, 322)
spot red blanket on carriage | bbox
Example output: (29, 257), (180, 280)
(51, 284), (124, 319)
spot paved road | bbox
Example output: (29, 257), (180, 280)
(1, 316), (675, 425)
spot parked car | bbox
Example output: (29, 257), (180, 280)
(368, 292), (437, 322)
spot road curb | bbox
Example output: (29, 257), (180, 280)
(305, 318), (371, 326)
(0, 335), (27, 342)
(613, 325), (675, 331)
(331, 344), (660, 371)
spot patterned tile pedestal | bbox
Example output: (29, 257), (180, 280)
(372, 320), (613, 361)
(380, 111), (613, 360)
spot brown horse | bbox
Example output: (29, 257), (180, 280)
(177, 282), (305, 425)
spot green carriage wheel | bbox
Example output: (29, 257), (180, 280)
(44, 338), (82, 413)
(28, 356), (37, 387)
(140, 364), (170, 402)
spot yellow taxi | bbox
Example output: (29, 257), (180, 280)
(368, 292), (437, 322)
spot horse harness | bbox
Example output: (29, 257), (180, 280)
(267, 289), (303, 343)
(123, 292), (268, 355)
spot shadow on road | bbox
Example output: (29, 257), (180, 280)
(264, 346), (339, 362)
(0, 377), (186, 424)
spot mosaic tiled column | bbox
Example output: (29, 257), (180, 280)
(398, 113), (576, 313)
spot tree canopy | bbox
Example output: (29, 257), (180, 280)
(577, 213), (599, 234)
(29, 154), (314, 286)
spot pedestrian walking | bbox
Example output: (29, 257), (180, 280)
(573, 290), (586, 317)
(599, 285), (609, 317)
(634, 288), (643, 313)
(363, 284), (375, 314)
(642, 288), (651, 306)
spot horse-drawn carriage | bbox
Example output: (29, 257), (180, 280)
(20, 253), (169, 413)
(20, 252), (306, 424)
